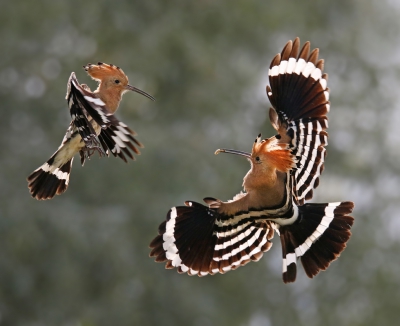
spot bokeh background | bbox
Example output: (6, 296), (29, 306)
(1, 0), (400, 325)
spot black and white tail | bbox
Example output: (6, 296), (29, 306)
(27, 153), (73, 200)
(150, 199), (275, 276)
(27, 124), (78, 200)
(267, 37), (330, 205)
(279, 201), (354, 283)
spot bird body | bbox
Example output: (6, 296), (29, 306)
(150, 38), (354, 283)
(27, 63), (155, 200)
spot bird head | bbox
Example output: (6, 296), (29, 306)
(250, 134), (295, 173)
(83, 62), (155, 101)
(215, 134), (295, 190)
(216, 134), (294, 173)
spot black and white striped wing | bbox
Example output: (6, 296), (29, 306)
(98, 122), (143, 162)
(149, 200), (275, 276)
(66, 73), (100, 149)
(67, 73), (114, 129)
(66, 73), (142, 162)
(288, 118), (328, 205)
(267, 38), (330, 205)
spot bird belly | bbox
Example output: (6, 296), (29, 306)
(53, 133), (84, 169)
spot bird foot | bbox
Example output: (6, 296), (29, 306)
(82, 143), (106, 159)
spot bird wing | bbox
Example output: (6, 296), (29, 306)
(267, 38), (330, 205)
(66, 72), (142, 162)
(149, 199), (275, 276)
(67, 72), (115, 128)
(97, 123), (143, 163)
(66, 73), (101, 149)
(149, 171), (297, 276)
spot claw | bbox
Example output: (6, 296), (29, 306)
(82, 136), (106, 158)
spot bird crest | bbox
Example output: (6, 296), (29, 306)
(251, 134), (295, 173)
(84, 62), (128, 84)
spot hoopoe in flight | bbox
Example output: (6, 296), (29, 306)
(150, 38), (354, 283)
(27, 63), (155, 200)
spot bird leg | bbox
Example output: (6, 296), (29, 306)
(81, 137), (106, 159)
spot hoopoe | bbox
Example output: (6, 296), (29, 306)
(150, 38), (354, 283)
(27, 62), (155, 200)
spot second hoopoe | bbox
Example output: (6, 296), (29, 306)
(27, 63), (155, 200)
(150, 38), (354, 283)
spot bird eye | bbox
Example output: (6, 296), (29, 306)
(255, 156), (260, 162)
(115, 80), (120, 84)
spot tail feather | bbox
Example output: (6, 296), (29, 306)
(279, 201), (354, 283)
(27, 154), (73, 200)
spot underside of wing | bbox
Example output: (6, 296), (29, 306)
(267, 38), (329, 204)
(98, 122), (143, 162)
(288, 118), (328, 205)
(149, 199), (275, 276)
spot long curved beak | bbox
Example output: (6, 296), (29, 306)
(215, 148), (251, 158)
(126, 84), (155, 101)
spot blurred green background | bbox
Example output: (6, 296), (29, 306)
(1, 0), (400, 325)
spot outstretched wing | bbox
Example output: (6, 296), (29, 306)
(267, 38), (330, 205)
(66, 72), (142, 162)
(98, 122), (143, 162)
(150, 199), (275, 276)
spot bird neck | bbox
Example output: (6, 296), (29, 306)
(243, 165), (278, 192)
(95, 86), (123, 113)
(245, 167), (287, 206)
(245, 172), (287, 208)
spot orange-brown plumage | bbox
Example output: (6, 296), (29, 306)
(83, 62), (154, 113)
(213, 134), (295, 216)
(85, 62), (127, 81)
(251, 136), (295, 174)
(149, 38), (354, 283)
(27, 62), (154, 200)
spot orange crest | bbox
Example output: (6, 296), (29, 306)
(83, 62), (128, 83)
(252, 134), (295, 173)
